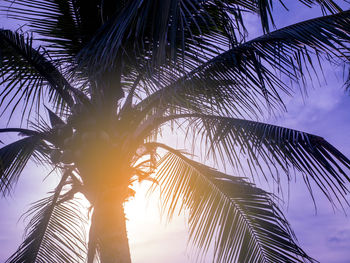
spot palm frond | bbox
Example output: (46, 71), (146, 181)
(252, 0), (343, 33)
(195, 115), (350, 206)
(3, 0), (82, 59)
(45, 107), (66, 127)
(230, 0), (343, 34)
(0, 128), (40, 137)
(145, 113), (350, 207)
(149, 144), (315, 263)
(0, 29), (75, 120)
(137, 11), (350, 118)
(2, 0), (131, 59)
(6, 173), (87, 263)
(345, 62), (350, 90)
(300, 0), (343, 14)
(75, 0), (249, 79)
(75, 0), (346, 72)
(0, 136), (42, 195)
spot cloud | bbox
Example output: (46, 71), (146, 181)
(328, 229), (350, 248)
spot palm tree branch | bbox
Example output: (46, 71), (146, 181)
(251, 0), (342, 33)
(0, 135), (44, 195)
(6, 171), (87, 263)
(0, 29), (75, 119)
(72, 0), (244, 87)
(136, 11), (350, 117)
(3, 0), (84, 59)
(0, 128), (40, 137)
(146, 143), (315, 263)
(138, 113), (350, 207)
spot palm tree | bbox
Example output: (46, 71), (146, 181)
(1, 0), (350, 262)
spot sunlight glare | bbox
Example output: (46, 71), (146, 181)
(124, 182), (192, 263)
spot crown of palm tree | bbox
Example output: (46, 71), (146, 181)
(1, 0), (350, 262)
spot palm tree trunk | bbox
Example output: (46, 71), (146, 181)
(90, 198), (131, 263)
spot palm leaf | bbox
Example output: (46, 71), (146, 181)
(0, 136), (43, 195)
(142, 113), (350, 207)
(0, 29), (74, 120)
(75, 0), (245, 72)
(45, 107), (66, 127)
(6, 173), (87, 263)
(0, 128), (40, 137)
(76, 0), (345, 73)
(148, 144), (315, 263)
(2, 0), (131, 59)
(193, 115), (350, 206)
(302, 0), (343, 13)
(2, 0), (83, 59)
(137, 11), (350, 118)
(251, 0), (343, 33)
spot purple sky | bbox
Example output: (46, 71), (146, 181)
(1, 2), (350, 262)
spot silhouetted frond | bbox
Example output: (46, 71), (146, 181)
(150, 145), (315, 263)
(0, 136), (42, 195)
(2, 0), (131, 59)
(146, 113), (350, 207)
(191, 115), (350, 206)
(0, 128), (40, 137)
(6, 175), (87, 263)
(45, 107), (65, 127)
(0, 30), (74, 120)
(73, 0), (244, 85)
(139, 11), (350, 118)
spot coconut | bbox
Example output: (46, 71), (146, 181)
(60, 150), (73, 164)
(50, 149), (61, 164)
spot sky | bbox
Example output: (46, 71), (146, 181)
(0, 1), (350, 263)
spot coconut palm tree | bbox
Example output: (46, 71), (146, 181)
(1, 0), (350, 262)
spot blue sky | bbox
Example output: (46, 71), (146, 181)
(0, 1), (350, 262)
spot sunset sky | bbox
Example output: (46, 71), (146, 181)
(0, 2), (350, 263)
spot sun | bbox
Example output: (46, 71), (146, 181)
(124, 182), (191, 263)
